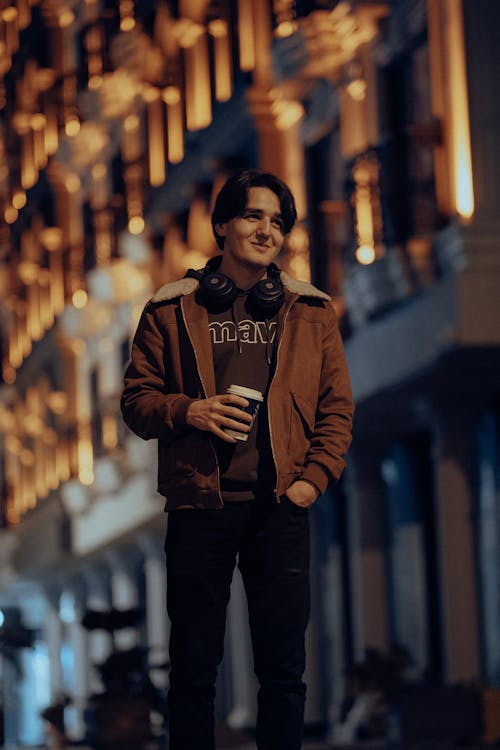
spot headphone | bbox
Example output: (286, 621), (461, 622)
(186, 259), (284, 317)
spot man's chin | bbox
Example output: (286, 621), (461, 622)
(242, 254), (276, 271)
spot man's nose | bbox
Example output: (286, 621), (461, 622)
(256, 217), (271, 234)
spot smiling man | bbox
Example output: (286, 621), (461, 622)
(121, 170), (354, 750)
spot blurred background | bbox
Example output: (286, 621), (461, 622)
(0, 0), (499, 748)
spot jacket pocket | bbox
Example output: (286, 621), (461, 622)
(158, 433), (197, 482)
(287, 391), (315, 469)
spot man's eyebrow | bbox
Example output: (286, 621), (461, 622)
(243, 207), (283, 218)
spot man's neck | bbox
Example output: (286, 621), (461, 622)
(217, 257), (268, 291)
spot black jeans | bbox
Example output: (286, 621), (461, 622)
(165, 496), (310, 750)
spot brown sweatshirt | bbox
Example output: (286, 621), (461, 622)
(208, 291), (276, 500)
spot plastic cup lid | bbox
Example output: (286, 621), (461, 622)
(227, 384), (264, 401)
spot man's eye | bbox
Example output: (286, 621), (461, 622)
(272, 218), (284, 230)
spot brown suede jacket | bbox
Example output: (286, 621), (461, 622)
(120, 271), (354, 510)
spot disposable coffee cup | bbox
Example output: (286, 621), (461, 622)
(224, 385), (264, 441)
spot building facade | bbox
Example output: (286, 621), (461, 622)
(0, 0), (499, 746)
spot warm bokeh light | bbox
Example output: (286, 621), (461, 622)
(65, 118), (81, 137)
(59, 9), (75, 27)
(88, 75), (103, 89)
(72, 289), (88, 308)
(40, 227), (63, 251)
(92, 163), (107, 180)
(209, 19), (232, 102)
(124, 114), (140, 132)
(4, 205), (18, 224)
(102, 415), (119, 450)
(47, 392), (68, 415)
(128, 216), (145, 235)
(356, 244), (376, 265)
(274, 99), (304, 131)
(163, 87), (184, 163)
(12, 190), (27, 209)
(275, 21), (297, 38)
(446, 0), (474, 219)
(346, 78), (367, 101)
(65, 173), (81, 193)
(163, 87), (181, 105)
(120, 17), (136, 31)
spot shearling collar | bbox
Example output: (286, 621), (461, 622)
(151, 277), (199, 302)
(151, 269), (331, 303)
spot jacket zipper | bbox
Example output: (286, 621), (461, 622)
(180, 298), (224, 508)
(267, 298), (295, 503)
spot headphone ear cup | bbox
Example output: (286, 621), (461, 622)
(199, 272), (238, 308)
(250, 277), (284, 316)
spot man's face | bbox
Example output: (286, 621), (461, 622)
(216, 187), (286, 273)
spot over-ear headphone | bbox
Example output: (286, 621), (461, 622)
(186, 259), (284, 317)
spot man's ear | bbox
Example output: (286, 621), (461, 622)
(215, 222), (227, 238)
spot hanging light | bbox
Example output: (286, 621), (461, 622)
(163, 86), (184, 163)
(30, 113), (47, 169)
(16, 0), (31, 30)
(12, 189), (26, 210)
(179, 22), (212, 131)
(122, 114), (142, 164)
(352, 155), (384, 265)
(119, 0), (136, 31)
(273, 0), (297, 38)
(2, 7), (20, 56)
(72, 289), (88, 309)
(77, 422), (94, 486)
(208, 19), (232, 102)
(43, 92), (59, 156)
(445, 0), (474, 219)
(144, 86), (166, 187)
(128, 216), (145, 235)
(238, 0), (255, 71)
(85, 24), (103, 79)
(4, 205), (18, 224)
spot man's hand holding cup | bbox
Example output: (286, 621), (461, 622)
(186, 385), (263, 443)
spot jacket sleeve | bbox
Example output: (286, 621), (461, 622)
(300, 304), (354, 494)
(120, 302), (196, 441)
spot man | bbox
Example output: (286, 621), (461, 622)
(121, 170), (354, 750)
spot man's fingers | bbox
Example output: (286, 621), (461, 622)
(223, 394), (250, 409)
(220, 416), (251, 431)
(221, 405), (253, 423)
(211, 424), (237, 443)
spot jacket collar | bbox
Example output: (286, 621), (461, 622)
(151, 269), (331, 304)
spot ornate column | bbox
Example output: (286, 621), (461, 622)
(138, 534), (169, 687)
(381, 442), (430, 677)
(313, 488), (347, 736)
(345, 439), (389, 661)
(477, 412), (500, 685)
(432, 402), (481, 682)
(83, 564), (113, 693)
(43, 586), (64, 701)
(64, 579), (90, 741)
(107, 549), (142, 650)
(1, 651), (19, 750)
